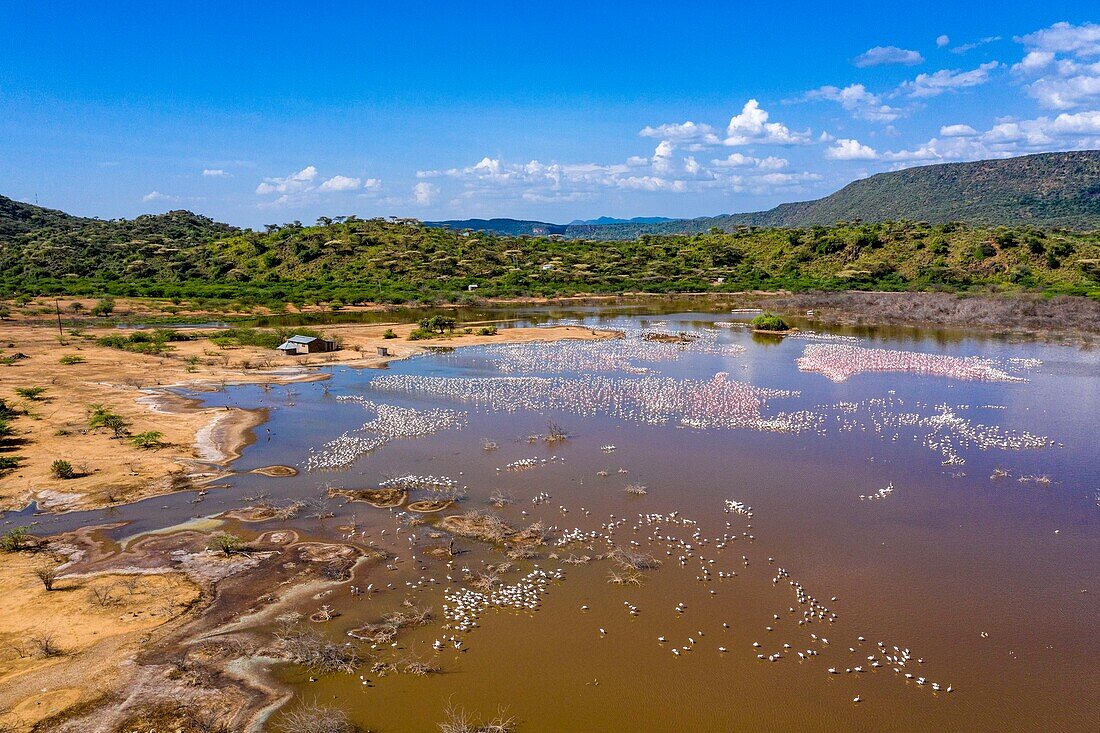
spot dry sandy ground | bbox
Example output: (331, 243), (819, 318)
(0, 552), (199, 731)
(0, 318), (609, 513)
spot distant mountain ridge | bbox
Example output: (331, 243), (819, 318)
(425, 218), (568, 236)
(567, 216), (675, 225)
(429, 151), (1100, 239)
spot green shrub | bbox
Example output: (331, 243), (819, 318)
(477, 326), (498, 336)
(0, 456), (19, 472)
(382, 328), (397, 339)
(88, 404), (130, 437)
(130, 431), (167, 449)
(51, 459), (75, 479)
(91, 296), (115, 317)
(59, 355), (86, 365)
(14, 386), (46, 400)
(0, 526), (31, 551)
(750, 312), (790, 332)
(973, 242), (996, 259)
(407, 328), (433, 341)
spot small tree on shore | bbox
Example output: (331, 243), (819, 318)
(208, 532), (243, 556)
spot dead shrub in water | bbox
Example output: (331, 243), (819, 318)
(400, 654), (441, 676)
(623, 483), (648, 496)
(608, 545), (661, 571)
(273, 625), (361, 674)
(544, 419), (568, 444)
(487, 489), (514, 507)
(608, 568), (644, 586)
(349, 600), (432, 644)
(438, 702), (516, 733)
(276, 700), (358, 733)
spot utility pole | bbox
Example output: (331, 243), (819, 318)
(55, 299), (63, 341)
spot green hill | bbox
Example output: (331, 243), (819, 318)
(566, 151), (1100, 238)
(1, 199), (1098, 305)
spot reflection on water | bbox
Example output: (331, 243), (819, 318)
(15, 311), (1100, 732)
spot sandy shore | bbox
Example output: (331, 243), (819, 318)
(0, 320), (611, 513)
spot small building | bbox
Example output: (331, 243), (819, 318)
(376, 346), (390, 357)
(275, 335), (337, 355)
(467, 283), (479, 291)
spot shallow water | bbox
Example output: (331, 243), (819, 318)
(18, 310), (1100, 731)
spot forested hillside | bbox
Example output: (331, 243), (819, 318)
(1, 196), (1097, 306)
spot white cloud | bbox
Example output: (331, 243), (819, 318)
(254, 166), (379, 206)
(638, 121), (720, 145)
(1013, 50), (1055, 73)
(951, 36), (1002, 54)
(201, 168), (229, 177)
(416, 142), (820, 207)
(710, 153), (789, 169)
(413, 182), (439, 205)
(652, 141), (675, 173)
(854, 46), (924, 68)
(1013, 23), (1100, 109)
(899, 61), (1000, 98)
(141, 191), (179, 203)
(883, 110), (1100, 164)
(318, 175), (362, 192)
(805, 83), (903, 122)
(936, 35), (950, 48)
(255, 165), (318, 195)
(724, 99), (811, 145)
(825, 138), (878, 160)
(939, 124), (978, 137)
(1016, 21), (1100, 58)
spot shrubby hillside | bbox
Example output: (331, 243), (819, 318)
(1, 196), (1097, 306)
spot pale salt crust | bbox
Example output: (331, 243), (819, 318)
(796, 344), (1025, 383)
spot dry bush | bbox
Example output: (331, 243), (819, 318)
(438, 703), (516, 733)
(400, 655), (441, 676)
(349, 600), (432, 644)
(275, 700), (357, 733)
(624, 483), (648, 495)
(33, 565), (60, 591)
(273, 625), (361, 674)
(487, 489), (514, 508)
(31, 632), (63, 658)
(608, 545), (661, 571)
(543, 419), (568, 444)
(608, 568), (644, 586)
(89, 583), (119, 607)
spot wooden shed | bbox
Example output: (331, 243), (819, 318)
(275, 335), (337, 355)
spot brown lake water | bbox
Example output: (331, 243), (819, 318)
(20, 310), (1100, 731)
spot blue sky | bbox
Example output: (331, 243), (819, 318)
(1, 1), (1098, 227)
